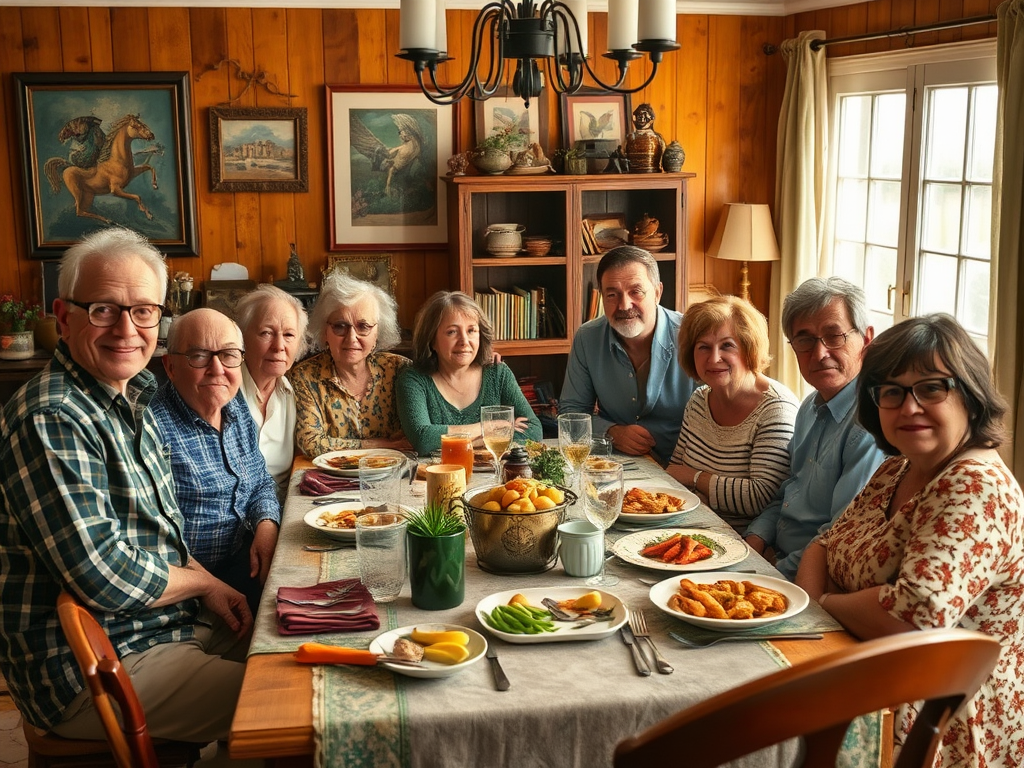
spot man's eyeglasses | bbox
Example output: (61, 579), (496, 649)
(788, 330), (857, 354)
(168, 349), (245, 369)
(67, 300), (165, 329)
(328, 321), (377, 337)
(868, 377), (956, 410)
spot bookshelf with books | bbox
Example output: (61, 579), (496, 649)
(444, 173), (693, 393)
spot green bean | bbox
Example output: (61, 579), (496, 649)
(482, 609), (517, 634)
(504, 603), (556, 631)
(494, 605), (541, 633)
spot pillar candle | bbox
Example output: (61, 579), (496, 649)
(400, 0), (437, 51)
(607, 0), (638, 51)
(638, 0), (676, 43)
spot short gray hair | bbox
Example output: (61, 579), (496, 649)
(233, 284), (310, 358)
(59, 227), (168, 303)
(166, 307), (243, 351)
(782, 277), (870, 339)
(596, 245), (660, 288)
(308, 270), (401, 352)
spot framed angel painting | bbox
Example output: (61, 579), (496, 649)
(327, 85), (454, 250)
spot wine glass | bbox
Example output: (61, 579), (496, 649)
(581, 461), (624, 587)
(480, 405), (515, 483)
(558, 413), (592, 504)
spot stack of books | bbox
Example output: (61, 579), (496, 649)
(474, 286), (566, 340)
(581, 220), (600, 255)
(584, 283), (607, 322)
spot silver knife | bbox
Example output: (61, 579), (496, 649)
(485, 646), (510, 691)
(620, 625), (651, 676)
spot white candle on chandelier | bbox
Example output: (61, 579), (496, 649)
(400, 0), (437, 51)
(638, 0), (676, 43)
(607, 0), (638, 51)
(435, 0), (448, 55)
(559, 0), (589, 57)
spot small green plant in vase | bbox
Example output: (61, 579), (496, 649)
(406, 500), (467, 610)
(405, 501), (466, 538)
(0, 294), (43, 334)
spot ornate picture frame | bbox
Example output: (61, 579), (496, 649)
(324, 253), (398, 297)
(202, 279), (258, 321)
(209, 106), (308, 193)
(14, 71), (199, 258)
(327, 85), (453, 250)
(559, 89), (632, 150)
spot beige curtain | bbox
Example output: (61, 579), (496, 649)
(770, 31), (829, 397)
(991, 0), (1024, 478)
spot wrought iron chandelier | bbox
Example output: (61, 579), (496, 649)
(396, 0), (680, 107)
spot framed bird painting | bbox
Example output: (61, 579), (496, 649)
(559, 89), (632, 152)
(327, 85), (454, 250)
(474, 86), (549, 158)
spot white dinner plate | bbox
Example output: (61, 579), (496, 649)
(617, 484), (700, 525)
(312, 449), (408, 477)
(611, 528), (749, 572)
(303, 503), (362, 541)
(475, 587), (628, 644)
(648, 571), (809, 632)
(368, 624), (487, 679)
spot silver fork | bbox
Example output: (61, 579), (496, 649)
(278, 584), (359, 607)
(669, 631), (824, 648)
(629, 609), (673, 674)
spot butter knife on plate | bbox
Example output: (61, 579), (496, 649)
(485, 646), (510, 691)
(620, 625), (652, 676)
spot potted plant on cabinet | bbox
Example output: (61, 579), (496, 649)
(405, 501), (467, 610)
(470, 124), (520, 175)
(0, 295), (43, 360)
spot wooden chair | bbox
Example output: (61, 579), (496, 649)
(52, 591), (202, 768)
(614, 628), (1001, 768)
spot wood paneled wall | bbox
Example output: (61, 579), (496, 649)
(0, 2), (998, 327)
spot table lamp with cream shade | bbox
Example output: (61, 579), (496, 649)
(707, 203), (781, 302)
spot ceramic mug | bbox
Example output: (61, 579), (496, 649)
(425, 464), (467, 510)
(557, 519), (604, 578)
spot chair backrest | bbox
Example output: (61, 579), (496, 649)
(56, 592), (160, 768)
(613, 628), (1001, 768)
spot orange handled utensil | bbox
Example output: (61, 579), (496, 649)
(294, 642), (420, 667)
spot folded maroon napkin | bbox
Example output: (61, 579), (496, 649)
(276, 578), (380, 635)
(299, 469), (360, 496)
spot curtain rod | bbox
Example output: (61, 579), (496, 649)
(763, 14), (998, 55)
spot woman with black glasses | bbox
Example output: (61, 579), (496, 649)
(291, 270), (412, 457)
(795, 313), (1024, 768)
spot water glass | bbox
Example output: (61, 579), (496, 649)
(558, 413), (592, 518)
(581, 461), (624, 587)
(356, 511), (407, 603)
(359, 455), (404, 510)
(591, 436), (613, 457)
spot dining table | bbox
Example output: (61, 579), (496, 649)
(229, 454), (866, 768)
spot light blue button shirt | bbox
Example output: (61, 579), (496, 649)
(559, 305), (696, 465)
(745, 378), (887, 580)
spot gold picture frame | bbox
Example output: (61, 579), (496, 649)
(324, 254), (398, 296)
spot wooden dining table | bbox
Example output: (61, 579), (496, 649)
(229, 456), (861, 767)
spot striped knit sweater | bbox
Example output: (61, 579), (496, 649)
(669, 380), (798, 532)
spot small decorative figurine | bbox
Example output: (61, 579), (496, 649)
(447, 151), (469, 176)
(275, 244), (308, 290)
(624, 103), (666, 173)
(604, 145), (629, 174)
(662, 140), (686, 173)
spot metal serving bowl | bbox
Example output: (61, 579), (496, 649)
(461, 486), (577, 575)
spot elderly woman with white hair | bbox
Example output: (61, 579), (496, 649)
(291, 270), (412, 457)
(233, 285), (309, 496)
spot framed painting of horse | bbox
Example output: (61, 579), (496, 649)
(14, 72), (199, 258)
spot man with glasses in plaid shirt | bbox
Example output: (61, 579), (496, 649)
(0, 228), (250, 747)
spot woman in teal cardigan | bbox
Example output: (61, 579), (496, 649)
(397, 291), (542, 455)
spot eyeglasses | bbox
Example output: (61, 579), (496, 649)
(788, 330), (857, 354)
(328, 321), (377, 337)
(168, 349), (245, 369)
(67, 300), (165, 329)
(868, 377), (956, 409)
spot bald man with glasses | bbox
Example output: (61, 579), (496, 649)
(152, 308), (281, 616)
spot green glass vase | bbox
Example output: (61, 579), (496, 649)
(407, 529), (465, 611)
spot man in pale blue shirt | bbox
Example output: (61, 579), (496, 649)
(745, 277), (886, 579)
(559, 246), (696, 465)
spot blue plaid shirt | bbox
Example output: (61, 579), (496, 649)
(151, 385), (280, 569)
(0, 343), (198, 730)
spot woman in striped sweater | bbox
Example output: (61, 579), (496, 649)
(667, 296), (798, 533)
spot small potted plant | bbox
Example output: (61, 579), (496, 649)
(0, 294), (43, 360)
(563, 145), (587, 176)
(405, 501), (467, 610)
(471, 124), (520, 174)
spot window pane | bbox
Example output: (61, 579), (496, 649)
(866, 180), (901, 247)
(924, 87), (968, 181)
(838, 96), (871, 177)
(833, 240), (865, 284)
(917, 252), (958, 315)
(963, 185), (992, 260)
(865, 245), (897, 313)
(870, 93), (906, 178)
(920, 182), (963, 254)
(960, 258), (991, 336)
(968, 85), (997, 182)
(835, 178), (868, 240)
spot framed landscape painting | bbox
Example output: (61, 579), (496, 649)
(209, 106), (308, 192)
(14, 71), (199, 258)
(327, 85), (453, 250)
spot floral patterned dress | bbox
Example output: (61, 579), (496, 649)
(820, 454), (1024, 768)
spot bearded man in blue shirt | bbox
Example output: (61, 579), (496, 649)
(152, 308), (281, 616)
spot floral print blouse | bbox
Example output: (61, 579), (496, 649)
(290, 351), (410, 458)
(820, 454), (1024, 768)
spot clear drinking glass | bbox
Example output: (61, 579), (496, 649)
(358, 455), (404, 511)
(581, 461), (623, 587)
(356, 511), (407, 602)
(558, 413), (592, 503)
(480, 405), (515, 483)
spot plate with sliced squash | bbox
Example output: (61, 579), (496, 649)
(368, 624), (487, 679)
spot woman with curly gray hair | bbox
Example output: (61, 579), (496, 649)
(290, 270), (411, 457)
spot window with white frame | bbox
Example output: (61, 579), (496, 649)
(825, 41), (997, 351)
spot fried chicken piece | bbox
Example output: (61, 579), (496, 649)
(392, 637), (425, 661)
(727, 600), (755, 620)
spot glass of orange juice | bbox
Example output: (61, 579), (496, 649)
(440, 428), (475, 482)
